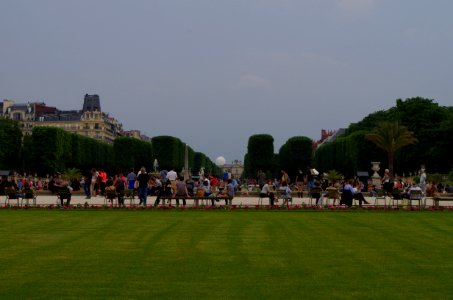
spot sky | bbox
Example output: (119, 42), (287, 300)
(1, 0), (453, 163)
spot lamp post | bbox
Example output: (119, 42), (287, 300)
(183, 144), (190, 181)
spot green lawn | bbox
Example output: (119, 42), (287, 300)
(0, 210), (452, 299)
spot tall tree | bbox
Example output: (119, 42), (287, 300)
(0, 118), (23, 170)
(245, 134), (274, 178)
(278, 136), (313, 179)
(365, 121), (418, 176)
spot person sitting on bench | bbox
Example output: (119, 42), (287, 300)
(260, 180), (275, 206)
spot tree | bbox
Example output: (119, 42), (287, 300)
(366, 121), (418, 176)
(0, 118), (23, 170)
(278, 136), (313, 179)
(245, 134), (274, 178)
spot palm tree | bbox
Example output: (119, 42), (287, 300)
(325, 170), (343, 182)
(63, 168), (82, 182)
(366, 121), (418, 176)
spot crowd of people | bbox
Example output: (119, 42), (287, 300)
(1, 166), (452, 208)
(255, 167), (453, 208)
(79, 166), (239, 207)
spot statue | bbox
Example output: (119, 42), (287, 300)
(199, 167), (205, 178)
(153, 159), (159, 173)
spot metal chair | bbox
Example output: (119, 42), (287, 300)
(325, 187), (340, 206)
(104, 190), (118, 206)
(21, 188), (37, 206)
(309, 187), (323, 206)
(374, 189), (387, 206)
(5, 189), (20, 206)
(124, 189), (136, 206)
(56, 189), (72, 206)
(278, 187), (292, 207)
(409, 189), (423, 207)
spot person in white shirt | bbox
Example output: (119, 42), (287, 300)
(260, 180), (275, 206)
(166, 168), (178, 194)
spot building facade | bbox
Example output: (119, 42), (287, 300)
(1, 95), (123, 144)
(223, 160), (244, 179)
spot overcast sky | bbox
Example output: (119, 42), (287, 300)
(1, 0), (452, 163)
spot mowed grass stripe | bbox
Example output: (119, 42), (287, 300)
(0, 211), (452, 299)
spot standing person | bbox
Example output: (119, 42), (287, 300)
(281, 170), (290, 185)
(98, 169), (107, 196)
(225, 179), (235, 206)
(83, 169), (92, 199)
(295, 170), (304, 198)
(126, 168), (137, 191)
(305, 167), (315, 192)
(382, 169), (393, 197)
(136, 167), (150, 206)
(174, 176), (189, 206)
(91, 168), (99, 197)
(419, 168), (427, 194)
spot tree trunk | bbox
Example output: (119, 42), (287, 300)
(388, 151), (394, 178)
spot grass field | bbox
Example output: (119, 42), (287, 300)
(1, 210), (452, 299)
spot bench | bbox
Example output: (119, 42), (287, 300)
(56, 190), (72, 206)
(21, 189), (37, 206)
(432, 194), (453, 209)
(158, 195), (231, 206)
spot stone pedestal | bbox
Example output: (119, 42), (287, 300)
(371, 162), (382, 188)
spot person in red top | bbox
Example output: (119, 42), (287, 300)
(98, 169), (107, 196)
(210, 176), (218, 187)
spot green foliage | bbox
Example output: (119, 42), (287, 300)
(29, 126), (116, 175)
(31, 127), (71, 174)
(0, 118), (23, 170)
(113, 137), (153, 172)
(245, 134), (274, 177)
(325, 170), (343, 182)
(427, 173), (443, 184)
(347, 97), (452, 174)
(366, 121), (418, 176)
(345, 110), (391, 136)
(315, 131), (384, 178)
(21, 134), (34, 172)
(278, 136), (313, 179)
(63, 168), (82, 181)
(151, 136), (183, 170)
(193, 152), (207, 176)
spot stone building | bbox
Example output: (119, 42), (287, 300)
(1, 94), (123, 144)
(223, 160), (244, 179)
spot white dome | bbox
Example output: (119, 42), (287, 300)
(215, 156), (226, 166)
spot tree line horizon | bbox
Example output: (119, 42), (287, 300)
(1, 97), (452, 180)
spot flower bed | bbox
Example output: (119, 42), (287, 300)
(2, 203), (453, 212)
